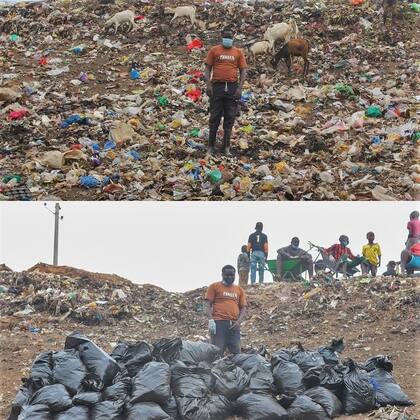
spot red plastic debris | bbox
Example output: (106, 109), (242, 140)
(187, 38), (203, 51)
(185, 88), (201, 102)
(135, 15), (145, 20)
(8, 109), (30, 120)
(39, 56), (48, 66)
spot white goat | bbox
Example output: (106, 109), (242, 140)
(248, 40), (271, 61)
(105, 10), (136, 34)
(263, 19), (299, 52)
(164, 6), (196, 26)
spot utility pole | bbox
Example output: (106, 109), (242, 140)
(45, 203), (63, 266)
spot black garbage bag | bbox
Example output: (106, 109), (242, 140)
(235, 392), (289, 420)
(73, 392), (102, 406)
(271, 349), (294, 365)
(82, 373), (104, 392)
(54, 405), (89, 420)
(211, 360), (249, 400)
(131, 362), (171, 404)
(179, 341), (221, 365)
(171, 364), (212, 398)
(64, 333), (120, 387)
(17, 404), (52, 420)
(304, 386), (343, 417)
(272, 359), (304, 396)
(153, 338), (183, 365)
(302, 365), (344, 395)
(161, 395), (181, 419)
(90, 400), (124, 420)
(291, 344), (325, 372)
(287, 395), (328, 420)
(30, 351), (53, 386)
(110, 341), (152, 377)
(176, 395), (232, 420)
(369, 368), (413, 407)
(318, 339), (344, 366)
(342, 360), (375, 414)
(364, 355), (393, 373)
(230, 354), (275, 393)
(8, 378), (41, 420)
(102, 377), (131, 402)
(30, 384), (72, 413)
(126, 402), (170, 420)
(52, 350), (86, 395)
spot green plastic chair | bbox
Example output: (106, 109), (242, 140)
(266, 259), (306, 281)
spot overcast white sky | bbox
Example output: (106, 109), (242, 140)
(0, 202), (417, 292)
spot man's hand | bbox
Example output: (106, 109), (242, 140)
(206, 84), (213, 97)
(234, 87), (242, 99)
(208, 319), (216, 335)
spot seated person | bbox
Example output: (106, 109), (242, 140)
(382, 261), (398, 277)
(319, 235), (365, 277)
(400, 241), (420, 275)
(277, 237), (313, 280)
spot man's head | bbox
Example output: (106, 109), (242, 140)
(366, 231), (375, 243)
(339, 235), (349, 246)
(291, 237), (300, 249)
(255, 222), (263, 233)
(241, 245), (248, 253)
(221, 27), (234, 48)
(222, 265), (236, 286)
(410, 210), (419, 220)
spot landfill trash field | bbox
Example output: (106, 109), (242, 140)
(0, 0), (419, 201)
(0, 264), (419, 419)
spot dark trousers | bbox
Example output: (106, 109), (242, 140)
(209, 82), (239, 146)
(211, 320), (241, 355)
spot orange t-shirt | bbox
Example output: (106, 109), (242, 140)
(205, 45), (247, 83)
(205, 282), (247, 321)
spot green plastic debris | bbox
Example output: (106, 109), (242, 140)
(334, 60), (348, 69)
(2, 175), (22, 184)
(413, 132), (420, 142)
(365, 105), (382, 118)
(334, 83), (355, 97)
(156, 122), (166, 131)
(157, 96), (169, 107)
(189, 128), (200, 137)
(410, 3), (420, 12)
(208, 169), (222, 184)
(10, 34), (19, 42)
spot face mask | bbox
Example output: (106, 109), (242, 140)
(291, 244), (299, 249)
(341, 241), (349, 246)
(222, 274), (235, 285)
(222, 38), (233, 48)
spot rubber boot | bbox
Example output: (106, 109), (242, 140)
(207, 127), (217, 156)
(222, 129), (232, 156)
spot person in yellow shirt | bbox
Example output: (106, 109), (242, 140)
(361, 232), (381, 276)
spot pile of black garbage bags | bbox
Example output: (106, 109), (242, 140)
(8, 333), (413, 420)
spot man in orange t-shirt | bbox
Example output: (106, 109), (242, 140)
(205, 265), (247, 355)
(204, 27), (247, 156)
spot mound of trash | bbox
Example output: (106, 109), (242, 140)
(8, 332), (413, 420)
(0, 0), (419, 201)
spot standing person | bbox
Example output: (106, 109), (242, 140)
(247, 222), (268, 284)
(277, 237), (314, 280)
(237, 245), (250, 287)
(406, 210), (420, 249)
(204, 27), (247, 156)
(205, 265), (247, 355)
(361, 232), (381, 276)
